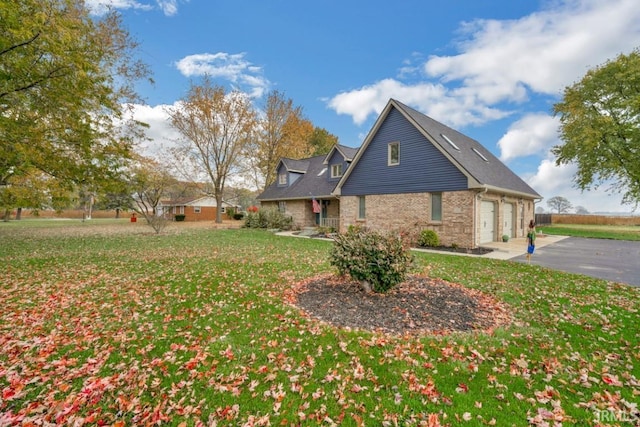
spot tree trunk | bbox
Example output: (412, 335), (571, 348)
(215, 193), (223, 223)
(16, 207), (22, 220)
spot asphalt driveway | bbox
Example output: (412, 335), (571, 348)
(512, 237), (640, 287)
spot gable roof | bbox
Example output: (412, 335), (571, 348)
(336, 99), (541, 199)
(279, 158), (310, 173)
(324, 144), (358, 164)
(257, 154), (337, 201)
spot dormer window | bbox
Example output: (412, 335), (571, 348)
(278, 173), (287, 185)
(331, 163), (343, 178)
(388, 142), (400, 166)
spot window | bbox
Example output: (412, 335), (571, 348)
(358, 196), (366, 219)
(388, 142), (400, 166)
(194, 206), (201, 214)
(441, 134), (460, 151)
(278, 201), (286, 213)
(331, 163), (343, 178)
(431, 193), (442, 221)
(278, 173), (287, 185)
(472, 147), (489, 162)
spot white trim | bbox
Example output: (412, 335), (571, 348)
(388, 141), (400, 166)
(331, 163), (343, 178)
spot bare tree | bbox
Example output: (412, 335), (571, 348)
(129, 156), (175, 233)
(546, 196), (573, 214)
(167, 77), (257, 223)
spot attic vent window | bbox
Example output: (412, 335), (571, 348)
(441, 134), (460, 151)
(472, 147), (489, 162)
(318, 167), (327, 176)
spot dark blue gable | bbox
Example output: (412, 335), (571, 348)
(326, 149), (349, 182)
(340, 107), (468, 196)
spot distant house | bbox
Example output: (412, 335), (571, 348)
(258, 99), (541, 248)
(158, 196), (237, 221)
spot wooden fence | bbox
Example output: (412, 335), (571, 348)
(536, 213), (640, 226)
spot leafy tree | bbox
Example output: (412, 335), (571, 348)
(249, 90), (315, 190)
(167, 77), (257, 223)
(547, 196), (573, 213)
(309, 127), (339, 156)
(553, 49), (640, 208)
(0, 0), (150, 215)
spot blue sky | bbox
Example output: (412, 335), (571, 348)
(89, 0), (640, 213)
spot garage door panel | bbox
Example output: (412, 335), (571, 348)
(504, 203), (514, 238)
(481, 201), (495, 243)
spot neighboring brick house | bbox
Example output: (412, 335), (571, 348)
(158, 196), (236, 221)
(258, 99), (541, 248)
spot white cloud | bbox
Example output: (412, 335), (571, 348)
(328, 78), (509, 127)
(174, 52), (270, 98)
(85, 0), (182, 16)
(528, 158), (629, 213)
(121, 103), (181, 157)
(425, 0), (640, 102)
(328, 0), (640, 128)
(156, 0), (179, 16)
(498, 114), (559, 161)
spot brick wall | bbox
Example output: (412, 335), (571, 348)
(339, 191), (476, 247)
(260, 199), (341, 229)
(260, 200), (315, 229)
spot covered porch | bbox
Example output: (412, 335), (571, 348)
(311, 197), (340, 231)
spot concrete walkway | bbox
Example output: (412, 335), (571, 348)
(479, 234), (569, 260)
(277, 229), (568, 260)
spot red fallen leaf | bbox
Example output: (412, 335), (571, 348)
(456, 383), (469, 393)
(602, 373), (623, 386)
(427, 413), (442, 427)
(2, 387), (16, 400)
(220, 345), (234, 360)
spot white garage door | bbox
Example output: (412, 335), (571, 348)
(504, 203), (514, 238)
(480, 201), (495, 243)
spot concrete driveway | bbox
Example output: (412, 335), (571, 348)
(502, 236), (640, 287)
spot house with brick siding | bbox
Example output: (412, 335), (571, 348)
(158, 196), (236, 222)
(257, 144), (357, 230)
(258, 99), (541, 248)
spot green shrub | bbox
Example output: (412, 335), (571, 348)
(174, 214), (186, 222)
(243, 208), (293, 230)
(233, 213), (244, 220)
(329, 227), (413, 293)
(418, 229), (439, 247)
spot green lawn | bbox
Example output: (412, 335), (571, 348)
(1, 220), (639, 426)
(540, 223), (640, 241)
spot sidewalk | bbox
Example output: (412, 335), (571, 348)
(277, 230), (569, 260)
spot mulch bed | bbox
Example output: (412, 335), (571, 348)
(288, 274), (511, 336)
